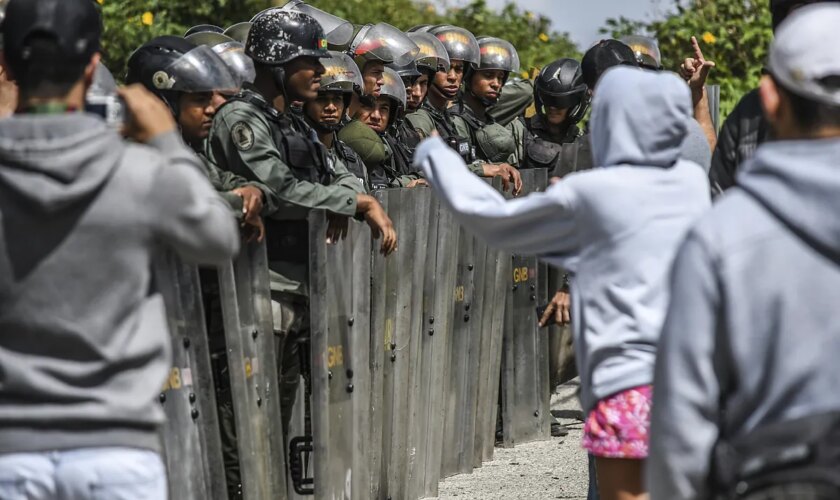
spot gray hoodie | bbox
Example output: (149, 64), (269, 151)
(416, 66), (710, 413)
(648, 138), (840, 499)
(0, 114), (239, 454)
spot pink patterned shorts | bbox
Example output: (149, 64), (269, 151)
(582, 385), (652, 459)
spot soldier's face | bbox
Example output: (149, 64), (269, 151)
(545, 105), (570, 126)
(470, 69), (505, 104)
(358, 96), (392, 134)
(407, 73), (429, 112)
(364, 61), (386, 98)
(178, 91), (219, 142)
(285, 56), (326, 102)
(306, 93), (345, 128)
(434, 59), (465, 99)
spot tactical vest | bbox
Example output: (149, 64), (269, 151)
(367, 136), (404, 191)
(220, 89), (336, 265)
(333, 137), (368, 190)
(458, 102), (517, 165)
(422, 102), (475, 163)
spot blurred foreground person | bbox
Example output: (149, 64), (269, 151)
(415, 65), (709, 500)
(709, 0), (840, 193)
(0, 0), (239, 498)
(650, 5), (840, 499)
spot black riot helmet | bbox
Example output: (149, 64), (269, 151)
(534, 58), (590, 125)
(246, 9), (329, 66)
(465, 36), (519, 102)
(126, 36), (239, 117)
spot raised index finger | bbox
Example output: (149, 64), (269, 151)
(691, 36), (705, 62)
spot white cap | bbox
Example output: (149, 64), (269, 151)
(768, 3), (840, 105)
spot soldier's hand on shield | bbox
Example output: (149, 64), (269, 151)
(406, 179), (429, 188)
(118, 84), (177, 143)
(679, 36), (716, 98)
(231, 185), (264, 221)
(482, 163), (523, 195)
(241, 214), (265, 243)
(539, 290), (571, 327)
(356, 194), (398, 256)
(326, 213), (350, 244)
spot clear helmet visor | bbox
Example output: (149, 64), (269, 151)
(279, 0), (354, 46)
(478, 37), (520, 73)
(620, 35), (662, 69)
(408, 32), (450, 73)
(430, 26), (480, 67)
(353, 23), (419, 67)
(185, 32), (255, 85)
(158, 45), (241, 94)
(224, 22), (252, 44)
(320, 51), (363, 93)
(380, 66), (407, 109)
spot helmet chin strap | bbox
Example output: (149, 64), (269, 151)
(272, 66), (288, 100)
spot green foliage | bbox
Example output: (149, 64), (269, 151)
(602, 0), (772, 116)
(98, 0), (578, 82)
(98, 0), (278, 80)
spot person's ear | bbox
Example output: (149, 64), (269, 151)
(759, 74), (781, 126)
(83, 53), (102, 89)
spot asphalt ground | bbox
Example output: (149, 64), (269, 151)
(434, 379), (590, 500)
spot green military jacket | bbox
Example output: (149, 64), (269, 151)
(206, 89), (365, 295)
(404, 102), (485, 175)
(455, 97), (528, 168)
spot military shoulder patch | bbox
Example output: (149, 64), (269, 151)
(231, 121), (255, 151)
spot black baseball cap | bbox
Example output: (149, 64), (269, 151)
(3, 0), (101, 66)
(581, 39), (637, 89)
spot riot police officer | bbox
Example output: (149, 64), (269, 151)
(455, 36), (529, 167)
(205, 8), (396, 450)
(126, 36), (268, 228)
(524, 58), (593, 175)
(352, 66), (424, 189)
(301, 51), (370, 189)
(405, 25), (522, 192)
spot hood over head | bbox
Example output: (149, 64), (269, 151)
(590, 66), (691, 168)
(739, 139), (840, 260)
(0, 114), (123, 213)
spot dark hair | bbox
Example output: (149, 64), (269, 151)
(581, 39), (637, 89)
(775, 76), (840, 131)
(7, 35), (89, 99)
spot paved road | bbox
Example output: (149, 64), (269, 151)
(434, 380), (590, 500)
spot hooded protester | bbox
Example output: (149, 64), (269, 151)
(414, 65), (710, 499)
(0, 0), (239, 494)
(650, 5), (840, 499)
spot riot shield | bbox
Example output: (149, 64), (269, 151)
(217, 241), (287, 500)
(154, 251), (227, 500)
(375, 188), (432, 500)
(473, 177), (510, 464)
(404, 193), (461, 499)
(500, 169), (551, 447)
(309, 211), (373, 499)
(707, 84), (721, 133)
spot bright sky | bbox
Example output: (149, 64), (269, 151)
(443, 0), (673, 49)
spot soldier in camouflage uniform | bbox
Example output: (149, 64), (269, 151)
(205, 10), (396, 454)
(301, 51), (370, 190)
(351, 66), (425, 189)
(454, 36), (529, 168)
(405, 25), (522, 193)
(524, 58), (592, 175)
(126, 35), (269, 233)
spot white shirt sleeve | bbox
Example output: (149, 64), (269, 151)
(415, 137), (581, 262)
